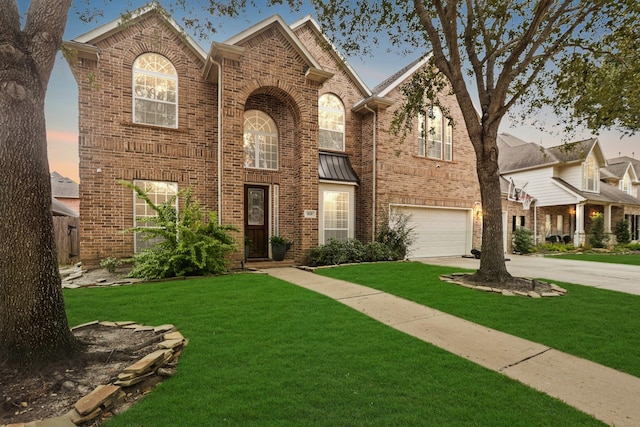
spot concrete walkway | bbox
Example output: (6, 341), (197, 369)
(419, 255), (640, 296)
(266, 267), (640, 427)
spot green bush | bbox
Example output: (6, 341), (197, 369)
(512, 227), (534, 254)
(588, 213), (609, 249)
(626, 242), (640, 251)
(614, 219), (631, 245)
(375, 209), (415, 259)
(534, 242), (575, 253)
(122, 182), (238, 279)
(99, 257), (121, 274)
(306, 238), (396, 267)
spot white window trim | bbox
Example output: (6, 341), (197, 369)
(133, 180), (178, 253)
(419, 106), (452, 161)
(319, 93), (345, 152)
(132, 53), (178, 129)
(319, 183), (356, 244)
(582, 153), (599, 193)
(244, 110), (279, 170)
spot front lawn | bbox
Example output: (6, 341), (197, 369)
(64, 274), (603, 426)
(545, 252), (640, 266)
(316, 262), (640, 379)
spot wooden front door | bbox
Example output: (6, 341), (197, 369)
(245, 185), (269, 258)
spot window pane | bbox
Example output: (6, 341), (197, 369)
(133, 180), (178, 253)
(244, 110), (278, 170)
(133, 53), (178, 128)
(427, 107), (443, 159)
(417, 112), (426, 156)
(323, 191), (349, 243)
(319, 94), (345, 151)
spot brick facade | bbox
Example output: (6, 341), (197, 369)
(67, 8), (483, 267)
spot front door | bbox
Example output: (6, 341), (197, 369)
(245, 185), (269, 258)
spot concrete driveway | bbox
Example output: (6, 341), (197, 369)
(416, 255), (640, 296)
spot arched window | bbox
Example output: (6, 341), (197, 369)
(418, 106), (452, 161)
(244, 110), (278, 170)
(133, 53), (178, 128)
(319, 93), (345, 151)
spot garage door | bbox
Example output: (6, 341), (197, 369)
(396, 207), (471, 258)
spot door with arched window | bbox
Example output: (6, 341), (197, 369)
(243, 110), (278, 258)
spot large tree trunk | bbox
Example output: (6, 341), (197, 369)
(0, 0), (77, 370)
(472, 130), (512, 284)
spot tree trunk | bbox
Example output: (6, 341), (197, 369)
(472, 130), (512, 284)
(0, 0), (77, 370)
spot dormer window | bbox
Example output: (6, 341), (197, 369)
(582, 153), (599, 192)
(620, 172), (632, 194)
(319, 94), (345, 151)
(133, 53), (178, 128)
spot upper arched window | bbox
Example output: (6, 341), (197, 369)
(133, 53), (178, 128)
(319, 94), (345, 151)
(418, 106), (452, 161)
(244, 110), (278, 170)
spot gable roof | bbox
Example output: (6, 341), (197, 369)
(498, 134), (606, 173)
(51, 197), (79, 217)
(65, 2), (207, 61)
(225, 14), (323, 71)
(51, 172), (79, 199)
(290, 16), (371, 97)
(608, 156), (640, 180)
(372, 55), (430, 97)
(552, 178), (640, 206)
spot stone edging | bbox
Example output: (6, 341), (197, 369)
(2, 321), (187, 427)
(440, 273), (568, 297)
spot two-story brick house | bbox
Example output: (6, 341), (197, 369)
(64, 4), (482, 267)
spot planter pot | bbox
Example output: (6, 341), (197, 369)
(244, 244), (250, 262)
(271, 244), (287, 261)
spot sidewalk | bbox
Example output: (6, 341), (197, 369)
(266, 267), (640, 427)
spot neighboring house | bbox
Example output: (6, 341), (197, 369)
(51, 172), (79, 215)
(603, 156), (640, 240)
(63, 4), (482, 267)
(498, 134), (640, 247)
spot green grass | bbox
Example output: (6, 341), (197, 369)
(316, 262), (640, 379)
(64, 274), (604, 426)
(545, 252), (640, 265)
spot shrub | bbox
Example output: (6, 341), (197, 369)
(362, 241), (395, 262)
(306, 239), (396, 267)
(121, 182), (238, 279)
(626, 242), (640, 251)
(588, 213), (609, 249)
(100, 257), (121, 274)
(614, 219), (631, 245)
(534, 243), (575, 253)
(376, 209), (415, 259)
(512, 227), (534, 254)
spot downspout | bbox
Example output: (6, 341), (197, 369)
(534, 203), (538, 246)
(213, 58), (223, 225)
(362, 104), (377, 242)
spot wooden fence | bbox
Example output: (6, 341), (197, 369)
(53, 216), (80, 265)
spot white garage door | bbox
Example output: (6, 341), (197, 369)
(397, 207), (471, 258)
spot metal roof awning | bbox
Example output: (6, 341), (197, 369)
(319, 152), (359, 184)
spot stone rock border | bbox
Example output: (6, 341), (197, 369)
(440, 273), (568, 297)
(2, 322), (187, 427)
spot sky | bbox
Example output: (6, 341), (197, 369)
(17, 0), (640, 183)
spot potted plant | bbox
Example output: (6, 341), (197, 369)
(269, 235), (289, 261)
(244, 236), (252, 262)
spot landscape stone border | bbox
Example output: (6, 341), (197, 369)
(440, 273), (568, 297)
(2, 322), (187, 427)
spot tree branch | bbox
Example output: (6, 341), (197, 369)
(23, 0), (72, 89)
(0, 0), (20, 41)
